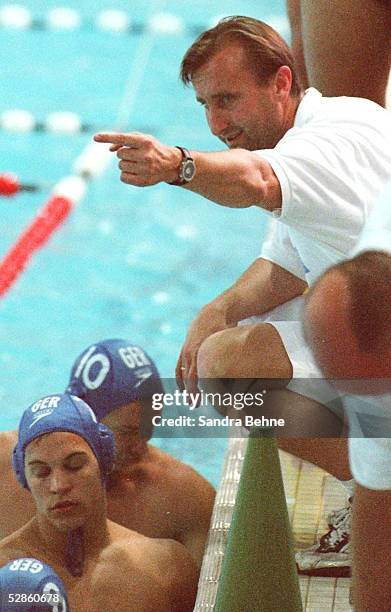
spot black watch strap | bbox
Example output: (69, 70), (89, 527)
(169, 146), (195, 186)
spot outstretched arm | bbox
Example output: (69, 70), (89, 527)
(93, 132), (282, 211)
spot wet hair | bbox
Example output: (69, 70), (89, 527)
(328, 251), (391, 354)
(180, 15), (302, 97)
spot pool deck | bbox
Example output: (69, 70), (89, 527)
(195, 437), (352, 611)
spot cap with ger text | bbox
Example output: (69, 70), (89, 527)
(0, 558), (68, 611)
(65, 339), (164, 420)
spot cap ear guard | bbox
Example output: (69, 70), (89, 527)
(66, 377), (87, 401)
(12, 442), (27, 489)
(97, 422), (115, 479)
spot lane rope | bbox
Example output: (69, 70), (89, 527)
(0, 173), (40, 197)
(0, 109), (157, 135)
(0, 6), (289, 36)
(0, 0), (164, 298)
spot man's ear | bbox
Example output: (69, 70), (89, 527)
(274, 65), (293, 98)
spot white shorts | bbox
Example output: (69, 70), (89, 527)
(240, 295), (343, 414)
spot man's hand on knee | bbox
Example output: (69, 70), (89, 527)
(176, 302), (234, 393)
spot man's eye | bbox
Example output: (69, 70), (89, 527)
(65, 459), (85, 471)
(31, 467), (50, 478)
(219, 96), (233, 108)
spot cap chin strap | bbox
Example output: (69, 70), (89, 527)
(65, 527), (84, 577)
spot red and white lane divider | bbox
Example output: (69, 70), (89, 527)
(0, 177), (84, 296)
(0, 142), (112, 297)
(0, 173), (39, 196)
(1, 0), (162, 298)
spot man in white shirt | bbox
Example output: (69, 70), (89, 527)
(94, 16), (391, 576)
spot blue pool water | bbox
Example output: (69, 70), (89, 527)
(0, 0), (288, 485)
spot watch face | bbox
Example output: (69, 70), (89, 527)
(182, 159), (196, 182)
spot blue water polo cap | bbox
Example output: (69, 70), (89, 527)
(12, 393), (115, 489)
(0, 558), (68, 611)
(66, 339), (164, 438)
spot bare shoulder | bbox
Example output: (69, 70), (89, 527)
(0, 431), (17, 464)
(149, 445), (215, 499)
(92, 535), (198, 612)
(103, 531), (193, 568)
(0, 526), (31, 566)
(107, 520), (193, 563)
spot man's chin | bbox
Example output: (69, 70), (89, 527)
(48, 514), (85, 532)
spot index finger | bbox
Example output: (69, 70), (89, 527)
(94, 132), (129, 145)
(94, 132), (148, 148)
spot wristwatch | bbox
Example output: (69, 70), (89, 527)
(169, 146), (196, 185)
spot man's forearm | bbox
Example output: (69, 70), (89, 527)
(208, 258), (308, 324)
(184, 149), (282, 211)
(93, 132), (282, 212)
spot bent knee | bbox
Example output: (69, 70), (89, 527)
(197, 323), (292, 379)
(197, 328), (234, 378)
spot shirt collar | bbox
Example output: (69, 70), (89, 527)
(294, 88), (323, 128)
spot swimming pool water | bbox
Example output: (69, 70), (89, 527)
(0, 0), (288, 485)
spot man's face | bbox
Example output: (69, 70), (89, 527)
(102, 403), (147, 467)
(192, 42), (287, 151)
(25, 432), (103, 531)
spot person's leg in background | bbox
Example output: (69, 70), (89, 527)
(287, 0), (391, 106)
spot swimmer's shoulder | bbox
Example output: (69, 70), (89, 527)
(0, 521), (36, 564)
(151, 445), (216, 501)
(91, 533), (197, 612)
(148, 444), (214, 487)
(106, 520), (197, 568)
(97, 529), (198, 608)
(0, 430), (18, 464)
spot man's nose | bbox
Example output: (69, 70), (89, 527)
(207, 107), (229, 137)
(49, 469), (72, 494)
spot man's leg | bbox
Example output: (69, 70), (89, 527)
(197, 322), (353, 576)
(285, 0), (309, 90)
(352, 485), (391, 611)
(300, 0), (391, 106)
(197, 322), (349, 475)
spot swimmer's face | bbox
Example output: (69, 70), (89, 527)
(102, 402), (147, 467)
(192, 41), (292, 151)
(25, 432), (104, 531)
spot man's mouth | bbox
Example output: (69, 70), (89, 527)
(50, 501), (78, 513)
(224, 130), (243, 146)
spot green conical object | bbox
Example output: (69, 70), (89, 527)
(214, 428), (303, 612)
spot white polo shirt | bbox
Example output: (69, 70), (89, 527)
(257, 88), (391, 286)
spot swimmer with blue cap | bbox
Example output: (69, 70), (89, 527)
(65, 339), (215, 567)
(0, 558), (68, 611)
(0, 339), (214, 568)
(0, 393), (198, 611)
